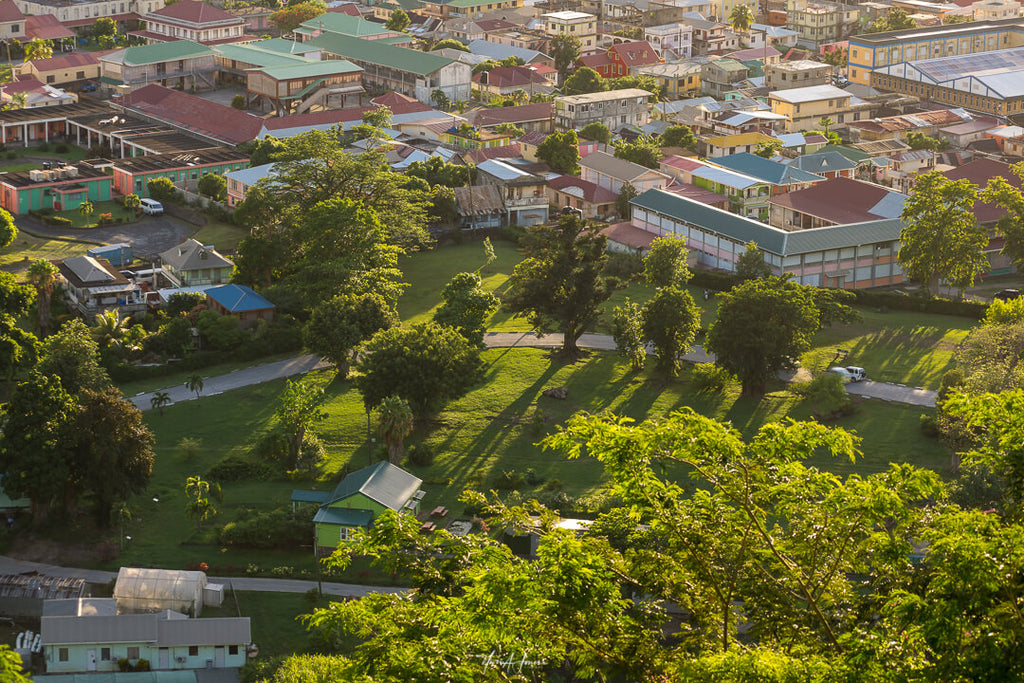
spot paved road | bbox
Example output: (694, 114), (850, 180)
(15, 214), (194, 258)
(0, 555), (405, 598)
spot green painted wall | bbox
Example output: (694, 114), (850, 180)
(315, 493), (389, 549)
(14, 178), (111, 214)
(133, 162), (250, 198)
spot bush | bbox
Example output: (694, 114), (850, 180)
(920, 413), (940, 438)
(792, 372), (854, 419)
(603, 251), (644, 282)
(407, 443), (435, 467)
(135, 659), (151, 672)
(489, 469), (524, 490)
(207, 453), (274, 482)
(253, 430), (290, 464)
(231, 93), (246, 109)
(55, 143), (69, 153)
(524, 468), (544, 486)
(689, 269), (738, 292)
(45, 215), (73, 226)
(4, 151), (15, 159)
(501, 223), (526, 245)
(219, 507), (314, 549)
(850, 289), (987, 319)
(36, 142), (49, 152)
(542, 478), (563, 491)
(691, 363), (734, 392)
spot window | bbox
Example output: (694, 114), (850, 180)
(189, 646), (199, 657)
(10, 24), (17, 32)
(101, 648), (111, 661)
(339, 526), (355, 541)
(59, 648), (69, 662)
(46, 75), (55, 83)
(127, 647), (140, 660)
(76, 71), (85, 79)
(229, 646), (239, 656)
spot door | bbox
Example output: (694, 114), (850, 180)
(86, 649), (97, 671)
(159, 647), (169, 669)
(214, 646), (225, 667)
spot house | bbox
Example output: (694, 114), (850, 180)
(205, 284), (275, 328)
(744, 23), (800, 50)
(110, 146), (250, 198)
(785, 0), (859, 49)
(471, 65), (552, 98)
(24, 14), (75, 47)
(18, 52), (101, 87)
(99, 41), (218, 93)
(938, 116), (1000, 147)
(700, 131), (778, 158)
(677, 159), (782, 220)
(55, 256), (146, 318)
(467, 101), (554, 133)
(601, 220), (657, 255)
(768, 176), (907, 229)
(120, 84), (264, 146)
(579, 41), (663, 78)
(14, 0), (164, 26)
(763, 59), (832, 90)
(875, 148), (936, 193)
(768, 84), (875, 132)
(555, 88), (652, 131)
(700, 59), (748, 98)
(454, 184), (505, 228)
(228, 4), (275, 33)
(635, 60), (704, 99)
(726, 46), (782, 69)
(159, 239), (233, 287)
(133, 0), (249, 45)
(0, 0), (23, 41)
(580, 151), (670, 194)
(542, 11), (597, 53)
(547, 174), (618, 219)
(292, 461), (423, 555)
(681, 16), (739, 55)
(420, 0), (523, 20)
(846, 109), (973, 143)
(786, 150), (858, 178)
(443, 125), (514, 150)
(42, 608), (249, 673)
(944, 157), (1024, 273)
(644, 23), (694, 59)
(714, 152), (823, 193)
(295, 12), (409, 44)
(0, 163), (111, 215)
(466, 39), (552, 67)
(0, 79), (76, 108)
(225, 162), (276, 207)
(476, 157), (549, 225)
(245, 59), (364, 114)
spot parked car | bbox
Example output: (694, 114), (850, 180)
(140, 198), (164, 216)
(828, 366), (866, 383)
(994, 289), (1021, 302)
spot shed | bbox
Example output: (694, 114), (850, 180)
(88, 243), (133, 268)
(201, 583), (224, 608)
(114, 568), (207, 617)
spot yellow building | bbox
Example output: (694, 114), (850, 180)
(19, 53), (101, 86)
(635, 61), (702, 99)
(846, 17), (1024, 86)
(768, 84), (876, 132)
(421, 0), (523, 20)
(541, 10), (598, 52)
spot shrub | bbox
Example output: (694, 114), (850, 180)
(270, 566), (294, 577)
(4, 151), (15, 160)
(524, 468), (545, 486)
(542, 478), (563, 491)
(689, 269), (738, 292)
(46, 215), (73, 226)
(135, 659), (151, 672)
(489, 469), (524, 490)
(54, 143), (69, 153)
(231, 93), (246, 109)
(407, 443), (435, 467)
(207, 453), (274, 482)
(603, 251), (644, 282)
(792, 372), (854, 420)
(920, 413), (940, 438)
(36, 141), (49, 152)
(691, 363), (735, 392)
(219, 507), (314, 549)
(501, 223), (526, 245)
(253, 430), (290, 465)
(117, 658), (130, 672)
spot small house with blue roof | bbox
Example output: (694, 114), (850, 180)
(204, 284), (274, 329)
(291, 461), (424, 555)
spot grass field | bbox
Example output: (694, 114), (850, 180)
(192, 220), (247, 253)
(58, 200), (137, 228)
(401, 241), (979, 389)
(202, 590), (321, 659)
(0, 233), (89, 273)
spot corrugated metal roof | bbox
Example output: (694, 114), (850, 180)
(689, 164), (762, 190)
(307, 33), (454, 76)
(158, 617), (251, 647)
(327, 461), (422, 511)
(769, 84), (851, 104)
(314, 506), (374, 526)
(580, 151), (664, 183)
(291, 489), (331, 504)
(783, 218), (903, 254)
(712, 152), (822, 185)
(205, 284), (274, 313)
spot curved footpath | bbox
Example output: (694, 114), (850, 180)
(129, 332), (937, 411)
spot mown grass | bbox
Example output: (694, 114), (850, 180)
(201, 590), (320, 659)
(192, 220), (248, 253)
(58, 200), (137, 228)
(0, 233), (89, 273)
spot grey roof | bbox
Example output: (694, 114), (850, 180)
(769, 84), (852, 104)
(43, 597), (118, 617)
(787, 150), (858, 174)
(580, 151), (666, 183)
(477, 158), (542, 184)
(327, 461), (422, 511)
(784, 218), (903, 254)
(158, 616), (251, 647)
(159, 239), (234, 272)
(467, 39), (548, 63)
(64, 255), (116, 284)
(42, 614), (159, 644)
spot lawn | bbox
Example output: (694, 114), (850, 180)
(192, 220), (247, 253)
(0, 233), (89, 273)
(114, 347), (948, 573)
(58, 200), (137, 228)
(400, 241), (980, 389)
(5, 143), (89, 162)
(117, 351), (298, 397)
(201, 590), (321, 659)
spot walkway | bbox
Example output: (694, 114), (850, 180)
(130, 332), (936, 411)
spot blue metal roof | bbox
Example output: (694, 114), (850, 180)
(313, 507), (374, 526)
(205, 284), (274, 313)
(689, 164), (763, 190)
(712, 152), (822, 186)
(787, 151), (858, 175)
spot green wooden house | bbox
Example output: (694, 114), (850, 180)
(292, 461), (423, 555)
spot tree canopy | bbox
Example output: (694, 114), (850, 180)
(536, 130), (581, 175)
(433, 272), (499, 347)
(613, 134), (662, 169)
(550, 33), (582, 81)
(562, 66), (605, 95)
(304, 292), (397, 374)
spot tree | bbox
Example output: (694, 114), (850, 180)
(821, 46), (847, 70)
(562, 66), (605, 95)
(433, 272), (499, 347)
(276, 375), (329, 470)
(735, 241), (772, 281)
(431, 38), (468, 52)
(185, 374), (204, 402)
(147, 177), (176, 202)
(753, 139), (783, 158)
(536, 130), (581, 175)
(304, 292), (397, 374)
(0, 372), (78, 524)
(93, 16), (117, 38)
(23, 38), (53, 61)
(91, 309), (130, 351)
(818, 116), (835, 136)
(166, 291), (206, 318)
(430, 88), (450, 111)
(37, 319), (111, 396)
(982, 162), (1024, 272)
(26, 258), (58, 336)
(642, 286), (700, 377)
(0, 314), (38, 380)
(150, 390), (171, 415)
(661, 124), (697, 150)
(356, 322), (482, 418)
(706, 277), (822, 394)
(247, 136), (286, 167)
(78, 199), (94, 224)
(197, 173), (226, 202)
(385, 8), (410, 32)
(405, 156), (471, 187)
(270, 2), (325, 32)
(361, 105), (393, 130)
(550, 33), (582, 83)
(907, 131), (948, 152)
(643, 235), (691, 288)
(868, 6), (915, 32)
(0, 208), (15, 250)
(123, 193), (141, 212)
(503, 212), (617, 357)
(495, 122), (524, 138)
(728, 3), (755, 32)
(0, 645), (30, 683)
(613, 134), (662, 169)
(617, 182), (638, 219)
(184, 476), (219, 531)
(898, 171), (987, 296)
(579, 121), (610, 144)
(376, 395), (414, 465)
(75, 388), (154, 527)
(611, 300), (645, 371)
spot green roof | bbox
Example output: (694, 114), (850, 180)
(313, 507), (374, 526)
(388, 0), (424, 11)
(291, 489), (331, 504)
(257, 59), (361, 80)
(821, 144), (872, 164)
(296, 13), (394, 38)
(214, 43), (310, 68)
(784, 218), (903, 255)
(120, 40), (215, 66)
(307, 32), (455, 76)
(251, 38), (318, 55)
(326, 461), (422, 511)
(446, 0), (498, 7)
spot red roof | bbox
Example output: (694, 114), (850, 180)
(62, 12), (139, 28)
(548, 174), (618, 203)
(465, 143), (522, 163)
(327, 3), (363, 15)
(665, 182), (729, 208)
(2, 78), (46, 94)
(371, 91), (425, 110)
(609, 41), (662, 68)
(469, 102), (553, 127)
(25, 14), (74, 40)
(122, 84), (263, 145)
(25, 52), (99, 72)
(944, 157), (1022, 224)
(601, 222), (656, 250)
(261, 106), (374, 129)
(579, 52), (613, 70)
(768, 177), (902, 225)
(151, 0), (241, 24)
(0, 0), (24, 23)
(471, 65), (548, 88)
(475, 18), (518, 32)
(661, 154), (703, 172)
(518, 130), (547, 146)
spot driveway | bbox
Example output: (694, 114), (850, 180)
(15, 214), (194, 258)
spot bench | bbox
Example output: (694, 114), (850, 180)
(430, 506), (449, 518)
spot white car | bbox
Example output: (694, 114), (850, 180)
(828, 366), (866, 383)
(140, 198), (164, 216)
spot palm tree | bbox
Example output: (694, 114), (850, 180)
(511, 88), (529, 105)
(729, 4), (755, 33)
(185, 374), (204, 403)
(376, 395), (414, 465)
(24, 38), (53, 62)
(27, 259), (59, 336)
(818, 116), (835, 136)
(150, 390), (171, 416)
(184, 476), (219, 531)
(78, 200), (94, 225)
(92, 309), (129, 348)
(431, 88), (450, 111)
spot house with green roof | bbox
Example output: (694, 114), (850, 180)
(246, 59), (364, 114)
(294, 13), (413, 47)
(292, 461), (424, 555)
(99, 41), (218, 93)
(306, 32), (471, 105)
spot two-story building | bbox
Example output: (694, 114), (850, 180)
(764, 59), (832, 90)
(768, 175), (907, 229)
(768, 83), (875, 132)
(246, 59), (363, 114)
(420, 0), (523, 20)
(542, 11), (597, 53)
(555, 88), (652, 131)
(476, 158), (549, 225)
(99, 40), (217, 93)
(55, 255), (146, 319)
(159, 239), (234, 287)
(785, 0), (859, 49)
(579, 41), (664, 78)
(644, 23), (694, 59)
(133, 0), (249, 45)
(13, 0), (164, 26)
(580, 151), (670, 194)
(701, 58), (748, 98)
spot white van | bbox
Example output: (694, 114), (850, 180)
(828, 366), (866, 383)
(140, 198), (164, 216)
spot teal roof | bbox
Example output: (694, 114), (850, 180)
(118, 40), (214, 66)
(257, 59), (361, 80)
(313, 507), (374, 526)
(214, 43), (310, 68)
(307, 32), (455, 76)
(297, 13), (395, 38)
(788, 151), (858, 175)
(205, 284), (274, 313)
(291, 489), (331, 504)
(784, 218), (903, 254)
(251, 38), (319, 55)
(713, 152), (823, 186)
(326, 461), (422, 511)
(820, 144), (872, 164)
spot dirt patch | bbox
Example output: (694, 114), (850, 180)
(6, 535), (106, 567)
